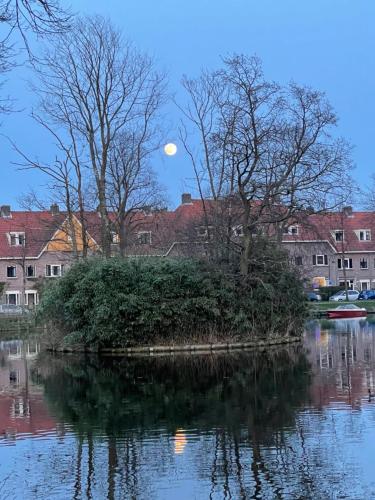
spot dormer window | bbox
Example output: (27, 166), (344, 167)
(358, 230), (371, 241)
(232, 225), (244, 237)
(8, 232), (25, 246)
(334, 230), (344, 242)
(283, 225), (299, 236)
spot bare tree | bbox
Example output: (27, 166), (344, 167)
(107, 129), (167, 256)
(32, 15), (166, 257)
(0, 0), (71, 43)
(180, 54), (353, 275)
(0, 1), (71, 112)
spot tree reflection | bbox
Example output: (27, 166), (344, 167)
(33, 347), (312, 498)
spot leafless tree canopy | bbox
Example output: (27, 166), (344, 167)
(180, 54), (354, 274)
(0, 0), (71, 38)
(18, 15), (166, 256)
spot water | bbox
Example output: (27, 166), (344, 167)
(1, 320), (375, 499)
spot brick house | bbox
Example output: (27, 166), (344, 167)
(0, 205), (99, 306)
(2, 197), (375, 305)
(282, 208), (375, 290)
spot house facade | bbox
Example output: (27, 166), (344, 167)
(282, 209), (375, 290)
(2, 198), (375, 305)
(0, 205), (99, 306)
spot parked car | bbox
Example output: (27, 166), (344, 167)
(358, 289), (375, 300)
(329, 290), (360, 302)
(0, 304), (28, 314)
(306, 292), (322, 302)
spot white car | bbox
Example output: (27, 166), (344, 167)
(329, 290), (360, 302)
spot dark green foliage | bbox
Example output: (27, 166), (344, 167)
(318, 286), (342, 301)
(37, 250), (306, 347)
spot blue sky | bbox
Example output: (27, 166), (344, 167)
(1, 0), (375, 208)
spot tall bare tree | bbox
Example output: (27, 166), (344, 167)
(32, 15), (166, 257)
(180, 55), (353, 274)
(107, 129), (167, 256)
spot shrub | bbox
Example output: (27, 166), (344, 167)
(318, 286), (342, 301)
(37, 253), (307, 348)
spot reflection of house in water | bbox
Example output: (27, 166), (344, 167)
(1, 340), (40, 360)
(0, 340), (59, 442)
(305, 319), (375, 408)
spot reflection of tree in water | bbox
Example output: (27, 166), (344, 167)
(33, 348), (312, 499)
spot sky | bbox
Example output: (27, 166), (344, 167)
(1, 0), (375, 208)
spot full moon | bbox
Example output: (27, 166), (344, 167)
(164, 143), (177, 156)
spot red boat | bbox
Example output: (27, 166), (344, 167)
(327, 304), (367, 319)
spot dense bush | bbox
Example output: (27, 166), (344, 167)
(318, 286), (342, 301)
(37, 253), (307, 347)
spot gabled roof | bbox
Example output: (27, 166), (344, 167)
(0, 211), (66, 259)
(282, 212), (375, 253)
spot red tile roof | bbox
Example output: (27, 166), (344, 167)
(0, 211), (66, 258)
(1, 202), (374, 259)
(283, 212), (375, 253)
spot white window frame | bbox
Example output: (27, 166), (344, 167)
(24, 290), (39, 306)
(8, 232), (25, 246)
(45, 264), (64, 278)
(285, 225), (299, 236)
(333, 230), (344, 242)
(338, 258), (353, 269)
(6, 265), (17, 278)
(6, 291), (20, 305)
(315, 255), (328, 266)
(359, 280), (370, 291)
(339, 279), (355, 290)
(232, 225), (244, 237)
(111, 231), (120, 244)
(358, 229), (371, 241)
(137, 231), (152, 245)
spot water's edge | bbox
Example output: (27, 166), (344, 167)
(49, 334), (301, 356)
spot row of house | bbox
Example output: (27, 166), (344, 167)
(0, 196), (374, 306)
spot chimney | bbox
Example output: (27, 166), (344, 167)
(343, 206), (353, 217)
(50, 203), (60, 215)
(181, 193), (192, 205)
(0, 205), (11, 218)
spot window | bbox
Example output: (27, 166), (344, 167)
(111, 231), (120, 244)
(8, 232), (25, 246)
(295, 256), (303, 266)
(6, 266), (16, 278)
(25, 291), (39, 306)
(360, 258), (368, 269)
(45, 264), (64, 277)
(359, 230), (371, 241)
(137, 232), (151, 245)
(339, 279), (354, 290)
(313, 255), (328, 266)
(283, 225), (299, 235)
(334, 230), (344, 242)
(196, 226), (215, 238)
(337, 258), (353, 269)
(6, 291), (20, 305)
(26, 265), (35, 278)
(232, 225), (244, 237)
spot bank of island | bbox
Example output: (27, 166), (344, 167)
(36, 248), (307, 354)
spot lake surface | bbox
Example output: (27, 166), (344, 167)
(1, 320), (375, 499)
